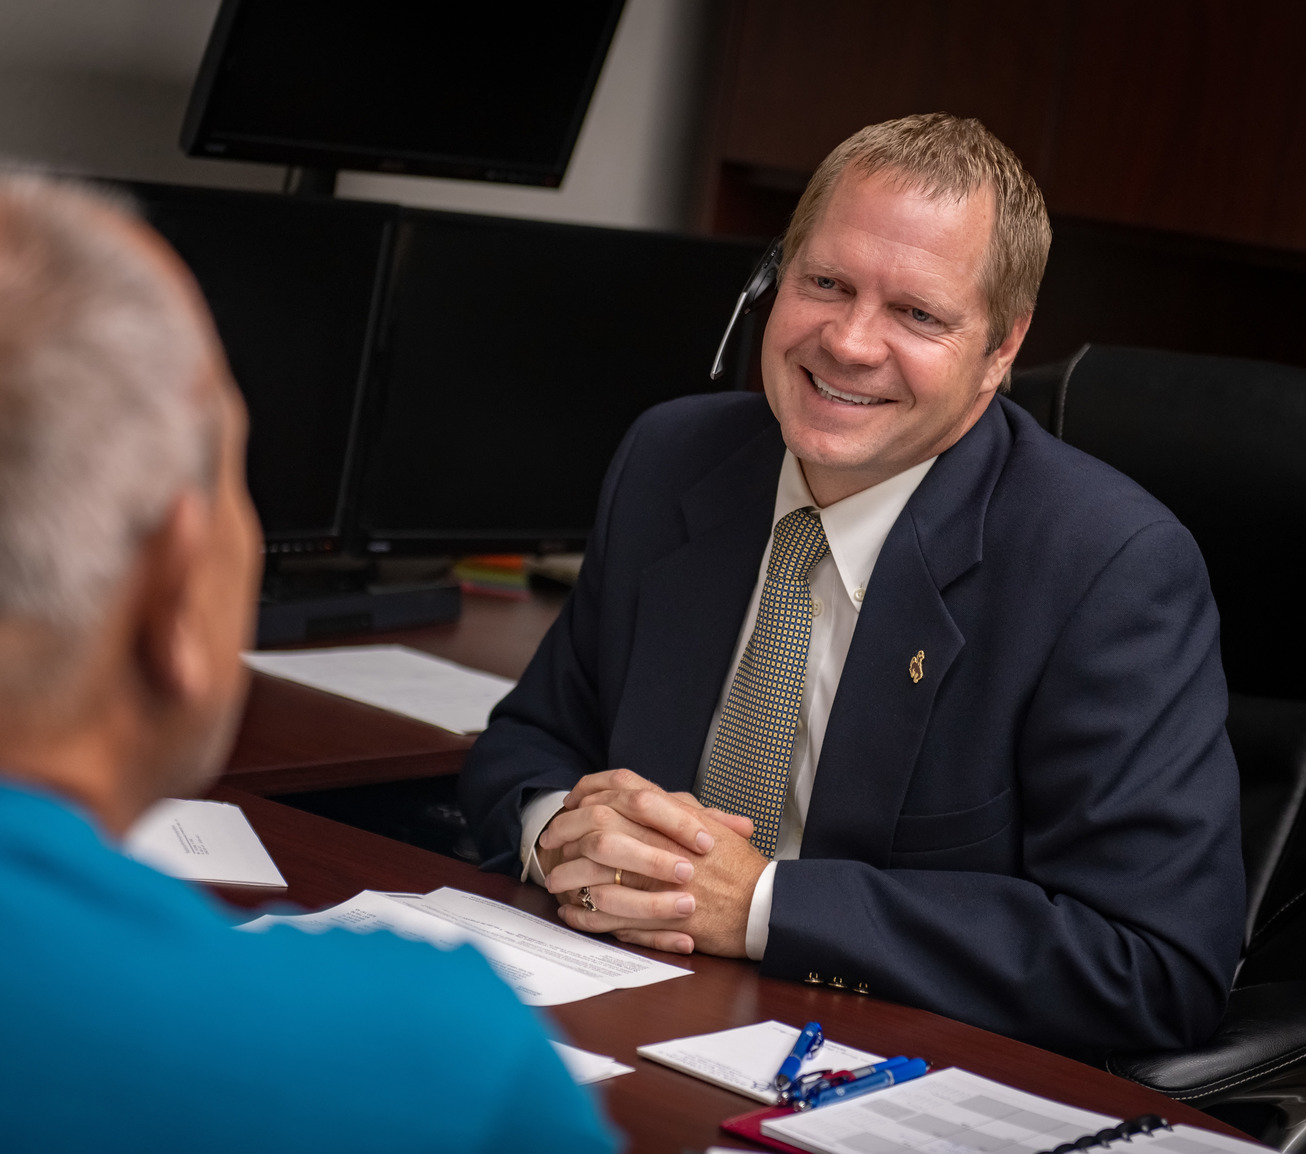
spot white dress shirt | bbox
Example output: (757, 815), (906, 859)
(520, 450), (935, 958)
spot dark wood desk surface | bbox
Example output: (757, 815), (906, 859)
(209, 785), (1245, 1154)
(222, 589), (565, 795)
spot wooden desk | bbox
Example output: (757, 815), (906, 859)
(210, 785), (1245, 1154)
(222, 589), (565, 795)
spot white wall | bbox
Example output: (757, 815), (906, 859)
(0, 0), (281, 190)
(0, 0), (719, 231)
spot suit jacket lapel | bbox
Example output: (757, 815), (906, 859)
(609, 422), (786, 792)
(804, 401), (1014, 866)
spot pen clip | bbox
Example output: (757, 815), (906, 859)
(777, 1068), (836, 1105)
(774, 1021), (825, 1092)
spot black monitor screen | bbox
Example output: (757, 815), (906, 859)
(182, 1), (624, 186)
(134, 184), (393, 548)
(356, 212), (764, 553)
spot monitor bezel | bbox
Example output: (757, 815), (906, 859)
(180, 0), (626, 188)
(348, 208), (763, 559)
(128, 181), (398, 556)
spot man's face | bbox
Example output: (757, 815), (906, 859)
(761, 168), (1026, 505)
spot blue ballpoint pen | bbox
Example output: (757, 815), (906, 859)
(779, 1055), (912, 1105)
(808, 1056), (910, 1098)
(797, 1057), (929, 1110)
(774, 1022), (824, 1092)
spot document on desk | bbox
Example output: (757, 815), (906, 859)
(124, 798), (287, 889)
(761, 1067), (1271, 1154)
(638, 1021), (882, 1104)
(242, 644), (515, 734)
(550, 1042), (635, 1085)
(238, 886), (691, 1006)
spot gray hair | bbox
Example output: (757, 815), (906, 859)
(0, 173), (214, 634)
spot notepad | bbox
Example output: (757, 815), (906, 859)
(760, 1067), (1270, 1154)
(124, 798), (286, 888)
(638, 1020), (882, 1104)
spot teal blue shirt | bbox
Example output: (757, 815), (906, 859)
(0, 781), (617, 1153)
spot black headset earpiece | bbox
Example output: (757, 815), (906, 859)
(710, 236), (783, 380)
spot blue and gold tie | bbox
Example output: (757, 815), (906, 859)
(698, 507), (829, 858)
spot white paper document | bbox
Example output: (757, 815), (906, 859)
(243, 644), (515, 734)
(762, 1067), (1270, 1154)
(238, 886), (691, 1006)
(637, 1020), (883, 1105)
(124, 798), (287, 888)
(550, 1041), (635, 1085)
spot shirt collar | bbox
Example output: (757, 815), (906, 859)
(772, 451), (937, 607)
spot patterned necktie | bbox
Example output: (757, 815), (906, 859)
(698, 507), (829, 858)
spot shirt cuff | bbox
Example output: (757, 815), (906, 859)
(745, 861), (777, 961)
(519, 789), (569, 885)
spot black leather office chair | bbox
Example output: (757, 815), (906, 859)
(1009, 345), (1306, 1149)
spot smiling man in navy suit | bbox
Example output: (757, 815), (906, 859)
(460, 114), (1244, 1061)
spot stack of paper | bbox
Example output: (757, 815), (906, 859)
(638, 1021), (882, 1104)
(243, 645), (515, 734)
(125, 798), (286, 889)
(239, 886), (691, 1006)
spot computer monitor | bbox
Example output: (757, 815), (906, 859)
(355, 211), (766, 555)
(133, 183), (394, 553)
(181, 0), (625, 188)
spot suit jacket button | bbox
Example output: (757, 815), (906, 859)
(827, 975), (846, 989)
(804, 972), (822, 985)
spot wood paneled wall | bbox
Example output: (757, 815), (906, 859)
(702, 0), (1306, 254)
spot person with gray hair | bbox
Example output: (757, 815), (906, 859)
(459, 113), (1244, 1061)
(0, 174), (616, 1154)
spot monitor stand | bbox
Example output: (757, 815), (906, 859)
(256, 561), (460, 646)
(282, 166), (338, 197)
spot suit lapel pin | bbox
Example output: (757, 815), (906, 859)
(909, 650), (925, 684)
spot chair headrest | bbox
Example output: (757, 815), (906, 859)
(1039, 345), (1306, 699)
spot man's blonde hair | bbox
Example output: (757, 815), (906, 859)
(781, 113), (1051, 355)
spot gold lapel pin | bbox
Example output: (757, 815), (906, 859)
(909, 650), (925, 684)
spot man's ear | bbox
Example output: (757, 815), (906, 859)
(134, 490), (212, 705)
(985, 312), (1033, 395)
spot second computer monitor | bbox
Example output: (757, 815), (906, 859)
(356, 213), (764, 555)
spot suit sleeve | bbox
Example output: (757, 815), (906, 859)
(763, 519), (1244, 1062)
(458, 418), (643, 875)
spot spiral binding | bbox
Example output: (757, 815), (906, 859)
(1037, 1114), (1171, 1154)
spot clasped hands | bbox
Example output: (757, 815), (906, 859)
(536, 769), (767, 957)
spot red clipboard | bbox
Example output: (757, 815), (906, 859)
(719, 1103), (810, 1154)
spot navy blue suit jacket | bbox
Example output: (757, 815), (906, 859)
(460, 391), (1244, 1061)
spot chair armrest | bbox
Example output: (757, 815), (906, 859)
(1106, 982), (1306, 1103)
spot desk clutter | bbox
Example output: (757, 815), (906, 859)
(158, 789), (1268, 1150)
(142, 792), (1263, 1150)
(635, 1020), (1272, 1154)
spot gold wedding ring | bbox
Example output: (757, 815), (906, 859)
(613, 868), (623, 887)
(578, 885), (598, 912)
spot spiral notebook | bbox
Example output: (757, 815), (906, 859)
(756, 1068), (1269, 1154)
